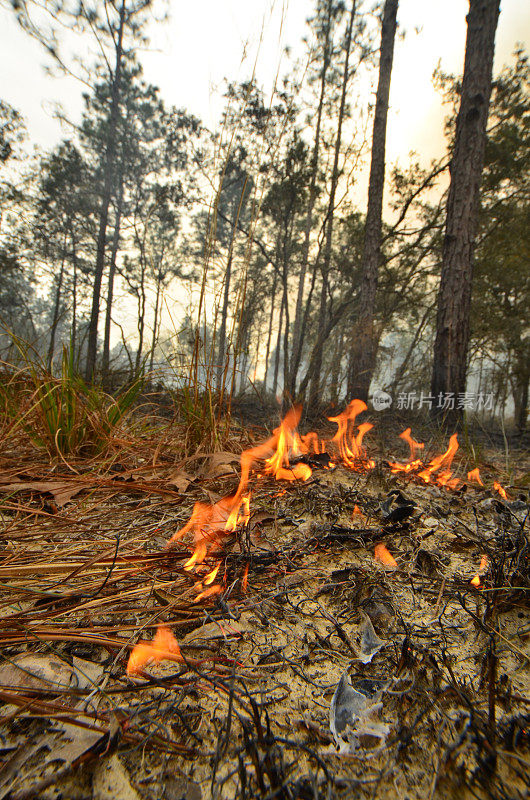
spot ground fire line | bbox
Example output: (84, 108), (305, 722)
(127, 398), (510, 675)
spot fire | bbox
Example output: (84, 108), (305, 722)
(470, 554), (489, 587)
(400, 427), (425, 461)
(389, 431), (461, 489)
(241, 564), (249, 592)
(389, 429), (424, 475)
(352, 504), (365, 520)
(467, 468), (484, 486)
(493, 481), (509, 500)
(417, 433), (460, 487)
(127, 625), (183, 675)
(374, 543), (397, 568)
(328, 399), (373, 469)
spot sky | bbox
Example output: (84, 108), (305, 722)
(1, 0), (528, 170)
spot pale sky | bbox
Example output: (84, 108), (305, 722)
(1, 0), (529, 170)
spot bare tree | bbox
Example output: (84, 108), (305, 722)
(348, 0), (398, 401)
(430, 0), (500, 417)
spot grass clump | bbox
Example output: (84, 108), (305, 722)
(1, 344), (144, 458)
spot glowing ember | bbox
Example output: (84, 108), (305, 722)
(127, 626), (183, 675)
(328, 399), (373, 469)
(374, 543), (397, 568)
(467, 467), (484, 486)
(470, 554), (489, 587)
(493, 481), (509, 500)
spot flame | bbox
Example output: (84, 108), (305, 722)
(471, 554), (489, 587)
(127, 626), (183, 675)
(374, 543), (397, 568)
(400, 427), (424, 461)
(352, 504), (364, 518)
(467, 468), (484, 486)
(241, 564), (249, 592)
(389, 431), (460, 488)
(328, 399), (373, 469)
(170, 493), (250, 575)
(388, 429), (424, 475)
(194, 584), (223, 603)
(204, 562), (221, 585)
(417, 433), (459, 485)
(493, 481), (509, 500)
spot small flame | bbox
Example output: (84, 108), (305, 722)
(241, 564), (249, 592)
(170, 493), (250, 572)
(127, 626), (183, 675)
(374, 543), (397, 568)
(493, 481), (509, 500)
(471, 554), (488, 587)
(400, 428), (424, 461)
(417, 433), (460, 487)
(328, 399), (373, 469)
(194, 584), (223, 603)
(352, 504), (364, 518)
(467, 468), (484, 486)
(204, 562), (221, 585)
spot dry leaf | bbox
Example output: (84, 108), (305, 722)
(0, 481), (84, 507)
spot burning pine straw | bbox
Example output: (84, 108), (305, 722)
(0, 399), (528, 800)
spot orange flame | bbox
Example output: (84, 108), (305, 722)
(374, 543), (397, 568)
(241, 564), (249, 593)
(471, 554), (489, 587)
(352, 504), (364, 519)
(400, 428), (425, 461)
(493, 481), (509, 500)
(194, 584), (223, 603)
(417, 433), (460, 487)
(127, 626), (183, 675)
(328, 399), (373, 469)
(170, 493), (250, 573)
(467, 468), (484, 486)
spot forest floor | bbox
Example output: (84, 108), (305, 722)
(0, 411), (528, 800)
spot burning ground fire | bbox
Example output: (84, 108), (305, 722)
(127, 399), (512, 674)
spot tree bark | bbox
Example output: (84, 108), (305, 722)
(431, 0), (500, 419)
(349, 0), (398, 402)
(84, 0), (126, 381)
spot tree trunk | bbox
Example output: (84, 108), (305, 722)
(84, 0), (126, 381)
(70, 230), (78, 362)
(430, 0), (500, 420)
(272, 293), (285, 396)
(349, 0), (399, 402)
(289, 0), (333, 395)
(217, 246), (234, 389)
(306, 0), (357, 410)
(148, 277), (162, 378)
(263, 255), (279, 391)
(102, 174), (124, 381)
(47, 251), (66, 371)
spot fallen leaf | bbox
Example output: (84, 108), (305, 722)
(0, 481), (85, 507)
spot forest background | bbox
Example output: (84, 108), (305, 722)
(0, 0), (528, 440)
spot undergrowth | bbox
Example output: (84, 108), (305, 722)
(1, 344), (144, 458)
